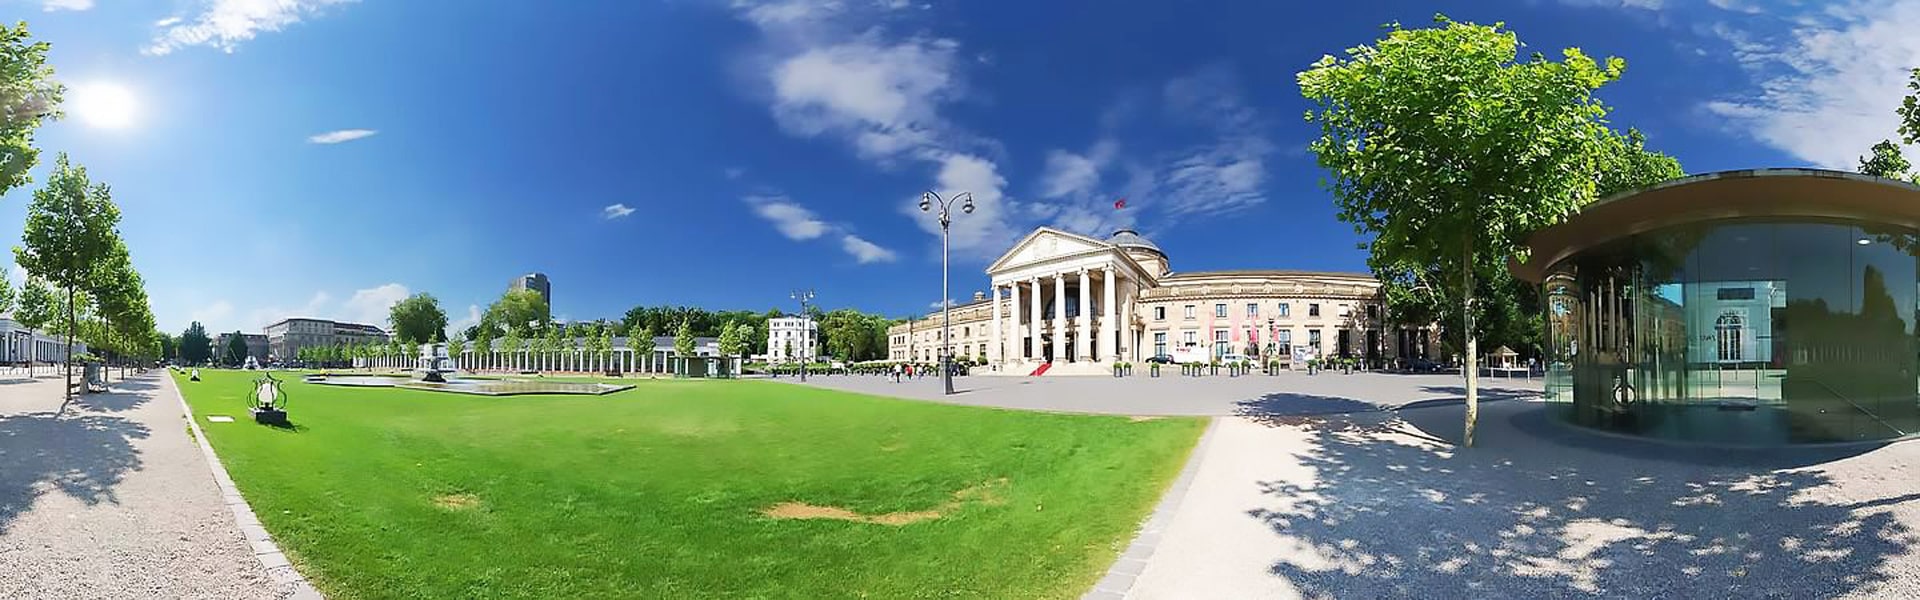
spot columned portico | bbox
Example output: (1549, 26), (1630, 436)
(1027, 277), (1042, 364)
(1102, 267), (1116, 361)
(989, 284), (1002, 368)
(982, 227), (1157, 375)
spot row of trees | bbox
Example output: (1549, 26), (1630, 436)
(4, 22), (163, 400)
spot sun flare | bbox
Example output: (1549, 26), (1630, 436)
(70, 82), (138, 129)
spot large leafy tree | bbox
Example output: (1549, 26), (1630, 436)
(595, 321), (614, 369)
(628, 321), (654, 372)
(1859, 140), (1913, 181)
(673, 320), (696, 367)
(179, 321), (212, 365)
(388, 292), (449, 344)
(224, 331), (248, 366)
(1900, 68), (1920, 148)
(1300, 16), (1636, 446)
(485, 288), (549, 338)
(0, 268), (12, 317)
(15, 154), (123, 400)
(1, 21), (63, 201)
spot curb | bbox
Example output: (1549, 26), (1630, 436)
(1082, 417), (1222, 600)
(166, 373), (325, 600)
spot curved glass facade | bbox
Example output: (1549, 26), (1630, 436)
(1542, 218), (1920, 444)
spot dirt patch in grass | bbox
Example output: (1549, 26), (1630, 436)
(433, 493), (482, 510)
(1128, 416), (1164, 422)
(762, 478), (1010, 526)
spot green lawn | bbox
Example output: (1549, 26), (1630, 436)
(174, 371), (1203, 599)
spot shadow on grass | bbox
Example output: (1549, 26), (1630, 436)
(1248, 401), (1914, 598)
(0, 413), (150, 536)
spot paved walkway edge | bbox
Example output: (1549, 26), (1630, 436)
(167, 374), (325, 600)
(1082, 417), (1223, 600)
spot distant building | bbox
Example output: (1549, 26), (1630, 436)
(265, 318), (392, 361)
(0, 316), (88, 364)
(766, 317), (817, 363)
(509, 273), (551, 312)
(214, 332), (270, 363)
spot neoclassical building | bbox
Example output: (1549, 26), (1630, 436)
(888, 227), (1435, 375)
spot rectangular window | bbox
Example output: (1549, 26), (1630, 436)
(1717, 287), (1756, 300)
(1154, 332), (1167, 357)
(1183, 331), (1197, 345)
(1278, 303), (1290, 317)
(1246, 303), (1258, 317)
(1278, 330), (1292, 356)
(1214, 303), (1227, 318)
(1308, 329), (1322, 348)
(1366, 305), (1378, 320)
(1309, 303), (1321, 317)
(1155, 306), (1166, 321)
(1339, 304), (1351, 318)
(1213, 329), (1230, 357)
(1184, 305), (1195, 319)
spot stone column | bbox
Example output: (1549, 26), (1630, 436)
(1028, 277), (1042, 363)
(990, 284), (1003, 368)
(1053, 273), (1067, 363)
(1120, 281), (1135, 361)
(1008, 281), (1022, 364)
(1076, 268), (1092, 362)
(1103, 267), (1117, 362)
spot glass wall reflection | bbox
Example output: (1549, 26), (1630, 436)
(1542, 218), (1920, 444)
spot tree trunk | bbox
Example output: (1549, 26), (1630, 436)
(62, 283), (74, 408)
(1462, 241), (1479, 448)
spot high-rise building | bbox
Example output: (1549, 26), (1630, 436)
(509, 273), (551, 313)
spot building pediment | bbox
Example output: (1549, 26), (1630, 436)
(986, 227), (1113, 274)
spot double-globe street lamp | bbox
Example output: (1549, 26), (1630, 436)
(920, 190), (973, 395)
(792, 288), (815, 382)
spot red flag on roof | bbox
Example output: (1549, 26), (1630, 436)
(1114, 197), (1127, 210)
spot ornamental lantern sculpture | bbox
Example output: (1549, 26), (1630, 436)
(250, 372), (289, 426)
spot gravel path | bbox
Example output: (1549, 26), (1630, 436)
(1124, 400), (1920, 599)
(0, 373), (290, 599)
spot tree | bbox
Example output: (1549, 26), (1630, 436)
(15, 154), (123, 402)
(484, 289), (549, 338)
(1900, 68), (1920, 147)
(629, 321), (654, 372)
(1859, 140), (1913, 181)
(473, 325), (495, 371)
(388, 292), (448, 344)
(1, 21), (64, 202)
(674, 320), (695, 374)
(224, 331), (248, 366)
(1300, 16), (1633, 447)
(0, 267), (12, 318)
(501, 328), (523, 371)
(179, 321), (212, 365)
(596, 321), (614, 371)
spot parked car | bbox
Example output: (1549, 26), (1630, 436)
(1145, 354), (1176, 364)
(1409, 358), (1443, 373)
(1220, 353), (1253, 364)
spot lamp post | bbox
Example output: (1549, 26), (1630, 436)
(792, 289), (814, 382)
(920, 190), (973, 395)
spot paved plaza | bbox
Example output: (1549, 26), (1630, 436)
(777, 370), (1544, 416)
(0, 373), (289, 599)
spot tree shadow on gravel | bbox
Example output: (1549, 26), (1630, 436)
(68, 377), (160, 413)
(0, 413), (150, 536)
(1234, 393), (1385, 419)
(1247, 402), (1916, 599)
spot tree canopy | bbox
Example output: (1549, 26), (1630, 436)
(1859, 140), (1913, 181)
(0, 21), (63, 201)
(1299, 15), (1663, 446)
(483, 288), (549, 338)
(1900, 68), (1920, 147)
(389, 292), (449, 344)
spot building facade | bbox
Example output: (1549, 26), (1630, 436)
(887, 227), (1434, 375)
(510, 273), (552, 310)
(1512, 169), (1920, 444)
(265, 317), (392, 361)
(214, 332), (270, 363)
(0, 317), (88, 364)
(765, 317), (817, 363)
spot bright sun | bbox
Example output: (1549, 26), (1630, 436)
(70, 82), (138, 129)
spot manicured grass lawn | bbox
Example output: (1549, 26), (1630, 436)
(174, 371), (1204, 599)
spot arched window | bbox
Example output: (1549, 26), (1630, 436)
(1715, 313), (1744, 363)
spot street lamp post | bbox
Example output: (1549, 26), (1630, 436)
(920, 190), (973, 395)
(792, 289), (814, 382)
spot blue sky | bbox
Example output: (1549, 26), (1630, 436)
(2, 0), (1915, 337)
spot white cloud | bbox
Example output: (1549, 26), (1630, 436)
(1558, 0), (1664, 9)
(769, 33), (961, 162)
(189, 300), (234, 328)
(1039, 139), (1118, 199)
(307, 128), (378, 144)
(42, 0), (92, 11)
(902, 152), (1021, 259)
(603, 203), (635, 219)
(1701, 0), (1920, 169)
(154, 16), (183, 27)
(724, 166), (747, 180)
(447, 304), (481, 339)
(746, 195), (829, 240)
(1155, 66), (1274, 217)
(147, 0), (358, 56)
(840, 234), (898, 263)
(340, 283), (408, 328)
